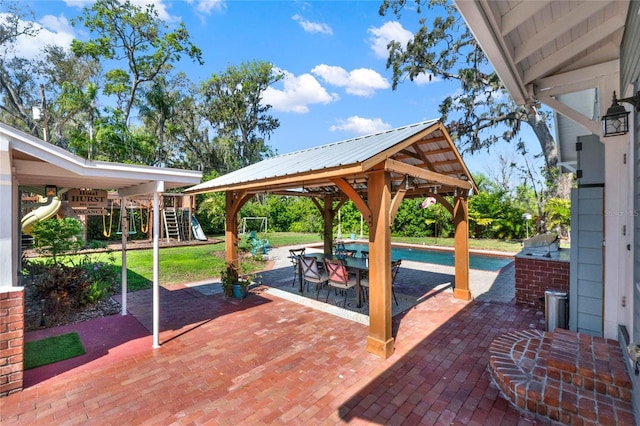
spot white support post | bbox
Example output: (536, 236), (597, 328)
(0, 138), (18, 288)
(152, 190), (160, 348)
(120, 197), (128, 316)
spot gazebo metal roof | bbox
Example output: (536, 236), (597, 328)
(186, 119), (477, 198)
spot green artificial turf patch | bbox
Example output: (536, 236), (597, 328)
(24, 332), (86, 370)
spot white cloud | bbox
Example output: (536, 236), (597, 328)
(131, 0), (173, 21)
(413, 72), (440, 85)
(329, 116), (392, 135)
(39, 14), (75, 36)
(0, 13), (76, 60)
(367, 21), (413, 59)
(311, 64), (389, 97)
(292, 14), (333, 35)
(262, 68), (339, 113)
(186, 0), (226, 15)
(63, 0), (93, 6)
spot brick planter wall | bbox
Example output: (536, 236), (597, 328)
(0, 287), (24, 396)
(515, 256), (570, 307)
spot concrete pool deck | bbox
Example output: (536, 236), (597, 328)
(2, 245), (544, 425)
(278, 244), (517, 305)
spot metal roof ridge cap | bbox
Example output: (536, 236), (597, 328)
(273, 118), (441, 159)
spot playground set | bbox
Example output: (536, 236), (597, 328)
(20, 190), (208, 246)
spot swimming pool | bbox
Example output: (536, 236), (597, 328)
(341, 243), (512, 271)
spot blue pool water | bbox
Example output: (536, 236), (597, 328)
(342, 243), (512, 271)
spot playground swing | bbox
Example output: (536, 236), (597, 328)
(102, 201), (114, 238)
(116, 204), (137, 235)
(140, 205), (150, 234)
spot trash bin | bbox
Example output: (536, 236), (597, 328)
(544, 289), (568, 332)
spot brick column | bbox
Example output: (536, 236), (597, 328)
(515, 257), (569, 307)
(0, 287), (24, 396)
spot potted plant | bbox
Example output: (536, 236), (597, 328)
(220, 263), (252, 299)
(220, 263), (237, 297)
(233, 274), (251, 299)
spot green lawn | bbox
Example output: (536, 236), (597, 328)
(33, 232), (521, 292)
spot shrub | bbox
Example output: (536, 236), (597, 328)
(22, 251), (119, 325)
(31, 218), (84, 264)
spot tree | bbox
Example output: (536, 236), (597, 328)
(0, 1), (42, 136)
(138, 74), (188, 167)
(155, 79), (220, 173)
(42, 45), (102, 153)
(467, 174), (527, 240)
(379, 0), (570, 198)
(544, 198), (571, 238)
(200, 61), (282, 173)
(71, 0), (203, 127)
(197, 183), (226, 235)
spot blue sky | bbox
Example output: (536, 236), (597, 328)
(19, 0), (543, 178)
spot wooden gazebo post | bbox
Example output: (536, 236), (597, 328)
(322, 194), (334, 256)
(366, 169), (394, 358)
(225, 190), (252, 273)
(453, 194), (471, 300)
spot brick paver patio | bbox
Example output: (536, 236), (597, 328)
(1, 248), (552, 425)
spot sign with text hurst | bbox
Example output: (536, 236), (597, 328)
(67, 189), (108, 209)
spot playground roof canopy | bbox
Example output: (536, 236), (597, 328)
(185, 120), (477, 199)
(4, 123), (202, 195)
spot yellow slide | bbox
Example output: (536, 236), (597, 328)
(21, 196), (62, 235)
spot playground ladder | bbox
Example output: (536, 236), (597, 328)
(163, 208), (181, 242)
(179, 209), (191, 240)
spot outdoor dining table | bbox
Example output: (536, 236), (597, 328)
(299, 253), (371, 308)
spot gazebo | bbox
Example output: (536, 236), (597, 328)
(185, 119), (478, 358)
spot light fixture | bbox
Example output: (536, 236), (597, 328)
(45, 185), (57, 198)
(522, 213), (532, 239)
(602, 91), (640, 137)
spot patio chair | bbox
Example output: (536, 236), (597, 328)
(323, 258), (358, 308)
(299, 256), (328, 298)
(360, 250), (369, 259)
(391, 259), (401, 305)
(289, 248), (306, 287)
(359, 259), (400, 306)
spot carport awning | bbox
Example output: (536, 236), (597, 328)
(4, 123), (202, 193)
(185, 119), (477, 199)
(1, 121), (203, 351)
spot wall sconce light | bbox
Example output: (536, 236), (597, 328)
(45, 185), (57, 198)
(602, 91), (640, 137)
